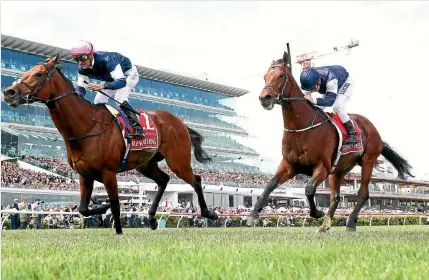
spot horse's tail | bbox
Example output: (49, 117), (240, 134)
(186, 126), (212, 164)
(381, 141), (414, 180)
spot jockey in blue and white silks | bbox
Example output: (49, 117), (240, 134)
(300, 65), (358, 145)
(70, 40), (144, 138)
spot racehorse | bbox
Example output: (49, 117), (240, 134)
(2, 55), (218, 235)
(249, 51), (413, 232)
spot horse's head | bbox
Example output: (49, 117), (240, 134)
(3, 55), (62, 108)
(259, 51), (293, 110)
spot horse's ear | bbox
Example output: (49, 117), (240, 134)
(282, 51), (289, 65)
(52, 54), (60, 65)
(47, 54), (60, 66)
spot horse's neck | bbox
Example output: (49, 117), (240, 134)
(281, 78), (318, 130)
(48, 77), (95, 140)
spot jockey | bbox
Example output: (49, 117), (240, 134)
(70, 40), (145, 139)
(300, 65), (358, 145)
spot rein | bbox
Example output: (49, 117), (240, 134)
(18, 62), (75, 105)
(16, 61), (113, 141)
(266, 64), (330, 133)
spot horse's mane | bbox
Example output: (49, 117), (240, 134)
(55, 63), (76, 90)
(53, 61), (94, 107)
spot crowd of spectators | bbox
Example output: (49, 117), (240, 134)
(2, 157), (293, 194)
(2, 198), (428, 230)
(1, 161), (75, 191)
(18, 156), (306, 188)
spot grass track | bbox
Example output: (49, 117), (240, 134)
(2, 226), (429, 280)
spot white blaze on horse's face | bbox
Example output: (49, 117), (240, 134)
(3, 57), (59, 107)
(259, 65), (287, 110)
(3, 64), (46, 107)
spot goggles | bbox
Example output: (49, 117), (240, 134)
(73, 54), (90, 62)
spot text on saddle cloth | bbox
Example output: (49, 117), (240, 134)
(105, 104), (159, 150)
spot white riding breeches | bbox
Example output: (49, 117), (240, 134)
(333, 76), (354, 123)
(94, 65), (139, 105)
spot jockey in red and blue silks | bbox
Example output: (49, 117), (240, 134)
(70, 40), (144, 138)
(300, 66), (358, 145)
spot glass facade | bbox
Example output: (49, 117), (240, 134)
(1, 48), (233, 110)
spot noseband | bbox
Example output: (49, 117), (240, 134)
(264, 64), (312, 104)
(264, 64), (330, 132)
(17, 62), (74, 105)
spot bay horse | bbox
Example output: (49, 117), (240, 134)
(249, 51), (413, 232)
(2, 55), (218, 235)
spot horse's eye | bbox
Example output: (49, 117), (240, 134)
(36, 72), (44, 78)
(279, 74), (285, 79)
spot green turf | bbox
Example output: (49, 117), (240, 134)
(2, 226), (429, 280)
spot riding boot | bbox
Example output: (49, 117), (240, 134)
(119, 101), (145, 138)
(343, 120), (358, 145)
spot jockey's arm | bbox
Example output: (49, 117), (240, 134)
(77, 73), (89, 96)
(103, 64), (127, 90)
(313, 74), (338, 107)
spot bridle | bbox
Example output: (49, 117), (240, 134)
(18, 62), (75, 105)
(15, 61), (113, 141)
(264, 64), (330, 133)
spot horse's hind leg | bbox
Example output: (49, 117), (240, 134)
(162, 149), (217, 220)
(318, 173), (343, 232)
(136, 162), (170, 230)
(346, 154), (377, 231)
(306, 161), (329, 219)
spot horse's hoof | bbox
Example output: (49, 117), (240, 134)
(247, 216), (259, 226)
(150, 220), (158, 230)
(116, 232), (123, 235)
(346, 226), (356, 232)
(311, 210), (325, 219)
(210, 211), (218, 220)
(317, 226), (330, 233)
(202, 211), (218, 220)
(149, 217), (158, 230)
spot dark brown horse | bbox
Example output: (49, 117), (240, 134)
(249, 51), (413, 232)
(2, 55), (218, 234)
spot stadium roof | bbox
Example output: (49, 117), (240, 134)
(1, 34), (249, 98)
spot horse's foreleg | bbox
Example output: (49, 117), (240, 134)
(78, 176), (94, 216)
(318, 174), (342, 232)
(102, 171), (122, 235)
(247, 160), (294, 226)
(346, 156), (375, 231)
(78, 175), (110, 217)
(136, 163), (170, 230)
(306, 161), (329, 219)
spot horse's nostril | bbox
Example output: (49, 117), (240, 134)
(265, 94), (273, 100)
(4, 88), (17, 96)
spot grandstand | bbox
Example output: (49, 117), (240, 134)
(1, 35), (428, 212)
(1, 34), (283, 208)
(0, 35), (267, 174)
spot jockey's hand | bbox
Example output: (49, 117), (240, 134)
(87, 83), (104, 91)
(304, 94), (314, 103)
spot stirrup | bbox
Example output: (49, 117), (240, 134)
(126, 127), (145, 139)
(344, 134), (358, 144)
